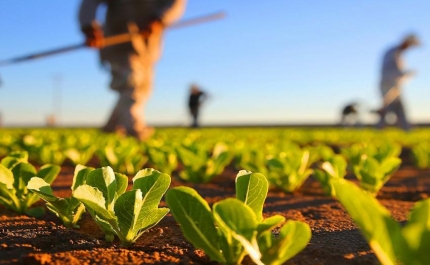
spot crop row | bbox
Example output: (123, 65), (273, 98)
(0, 149), (429, 265)
(1, 128), (430, 195)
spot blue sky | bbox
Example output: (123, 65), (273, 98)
(0, 1), (429, 127)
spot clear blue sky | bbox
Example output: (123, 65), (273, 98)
(0, 1), (429, 127)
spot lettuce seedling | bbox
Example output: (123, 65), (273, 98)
(313, 155), (347, 196)
(147, 146), (178, 175)
(177, 142), (232, 183)
(64, 145), (95, 166)
(332, 178), (430, 265)
(96, 142), (148, 175)
(0, 151), (60, 217)
(411, 143), (430, 169)
(353, 155), (401, 195)
(266, 150), (313, 193)
(27, 165), (93, 228)
(73, 167), (170, 246)
(166, 170), (311, 265)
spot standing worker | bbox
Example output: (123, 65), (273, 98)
(78, 0), (187, 140)
(376, 34), (420, 131)
(188, 84), (207, 128)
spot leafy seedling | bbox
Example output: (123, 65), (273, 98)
(166, 170), (311, 265)
(332, 178), (430, 265)
(314, 154), (347, 196)
(177, 142), (232, 183)
(266, 150), (313, 193)
(147, 146), (178, 175)
(0, 151), (60, 217)
(73, 167), (170, 246)
(353, 155), (401, 195)
(27, 165), (93, 228)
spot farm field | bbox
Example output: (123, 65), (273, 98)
(0, 127), (429, 265)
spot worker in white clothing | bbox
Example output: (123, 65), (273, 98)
(376, 34), (420, 131)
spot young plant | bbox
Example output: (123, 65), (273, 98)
(332, 178), (430, 265)
(96, 142), (148, 175)
(0, 151), (60, 217)
(266, 150), (313, 193)
(64, 145), (95, 166)
(411, 143), (430, 169)
(166, 170), (311, 265)
(313, 154), (347, 197)
(73, 167), (170, 246)
(176, 142), (232, 183)
(353, 154), (401, 195)
(27, 165), (93, 228)
(147, 146), (178, 175)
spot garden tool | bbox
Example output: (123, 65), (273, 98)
(0, 11), (226, 68)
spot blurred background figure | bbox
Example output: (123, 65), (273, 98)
(340, 102), (361, 127)
(188, 83), (207, 128)
(376, 34), (420, 131)
(78, 0), (187, 140)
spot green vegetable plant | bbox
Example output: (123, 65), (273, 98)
(313, 154), (347, 197)
(353, 154), (401, 195)
(166, 170), (311, 265)
(147, 146), (178, 175)
(27, 165), (93, 228)
(0, 151), (60, 217)
(64, 145), (95, 166)
(73, 167), (170, 246)
(96, 141), (148, 175)
(176, 142), (232, 183)
(411, 143), (430, 169)
(332, 178), (430, 265)
(266, 150), (313, 193)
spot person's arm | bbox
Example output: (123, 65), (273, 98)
(395, 49), (416, 82)
(157, 0), (187, 27)
(78, 0), (105, 48)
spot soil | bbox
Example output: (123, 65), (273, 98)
(0, 149), (429, 265)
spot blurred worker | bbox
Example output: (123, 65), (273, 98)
(376, 34), (420, 131)
(188, 84), (207, 128)
(340, 102), (360, 127)
(78, 0), (187, 140)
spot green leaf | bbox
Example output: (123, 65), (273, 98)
(235, 170), (268, 222)
(85, 167), (117, 209)
(27, 177), (57, 200)
(115, 189), (143, 243)
(37, 164), (61, 185)
(398, 198), (430, 265)
(213, 198), (258, 265)
(1, 151), (28, 169)
(0, 164), (14, 190)
(12, 162), (36, 198)
(256, 215), (285, 234)
(134, 207), (169, 239)
(73, 184), (116, 221)
(72, 165), (93, 190)
(133, 168), (170, 212)
(166, 187), (224, 263)
(331, 178), (401, 265)
(114, 172), (128, 196)
(259, 220), (311, 265)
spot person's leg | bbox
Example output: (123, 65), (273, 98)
(190, 108), (199, 127)
(376, 109), (386, 129)
(103, 53), (153, 140)
(103, 56), (131, 133)
(393, 99), (410, 131)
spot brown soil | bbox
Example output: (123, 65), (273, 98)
(1, 154), (429, 265)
